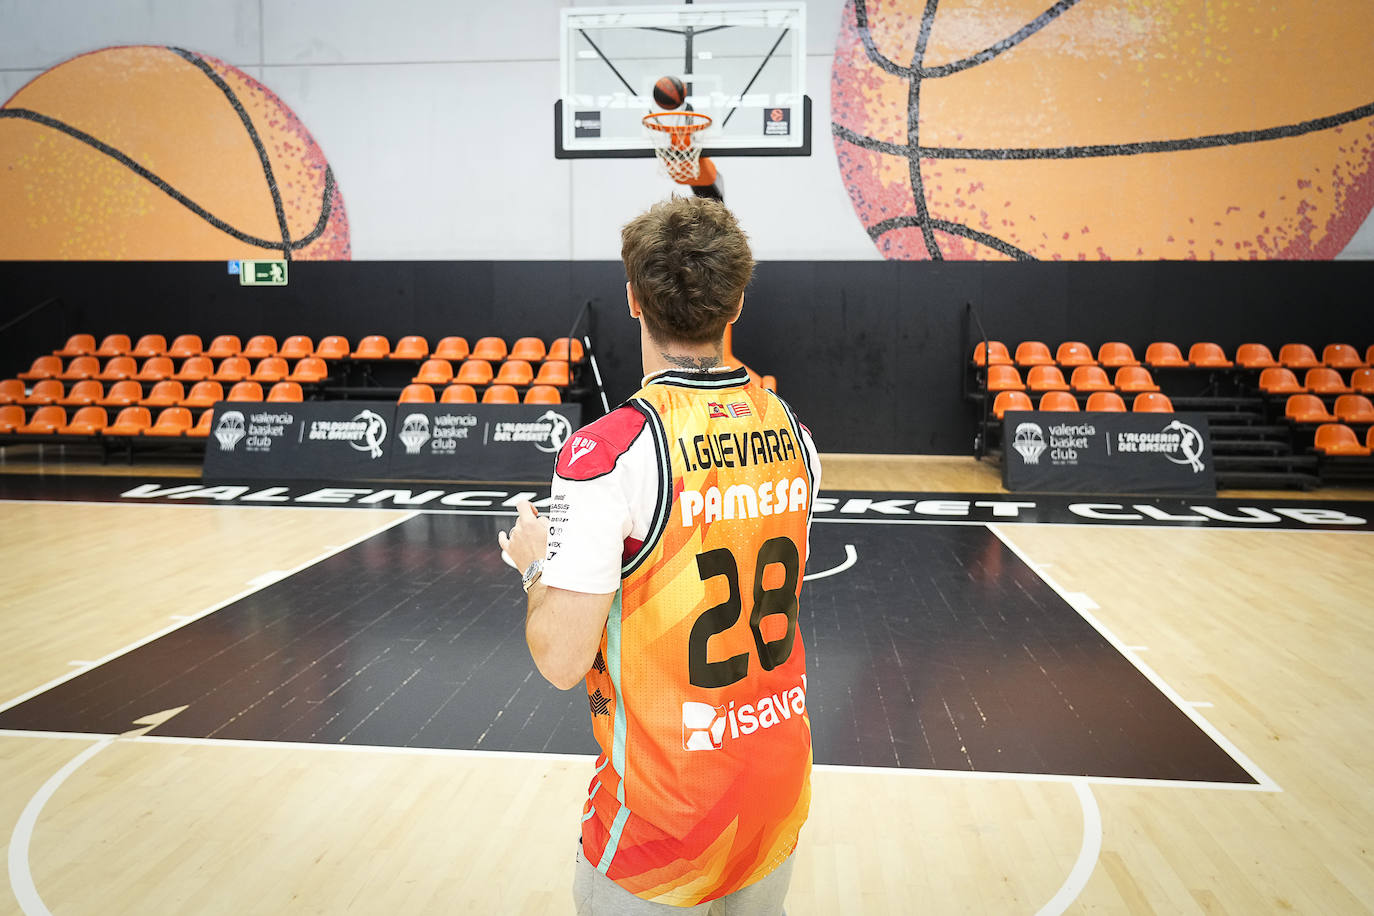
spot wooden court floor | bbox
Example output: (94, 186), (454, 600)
(1, 454), (1373, 914)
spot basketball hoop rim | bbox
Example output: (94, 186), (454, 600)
(642, 111), (713, 134)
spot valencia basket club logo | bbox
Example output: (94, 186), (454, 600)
(682, 702), (727, 751)
(214, 411), (246, 452)
(398, 413), (431, 455)
(1012, 422), (1046, 464)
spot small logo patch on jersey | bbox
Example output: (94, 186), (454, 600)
(707, 401), (751, 419)
(682, 702), (727, 751)
(567, 436), (597, 465)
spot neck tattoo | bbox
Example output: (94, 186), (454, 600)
(662, 352), (722, 370)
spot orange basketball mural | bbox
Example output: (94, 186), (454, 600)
(0, 45), (349, 260)
(832, 0), (1374, 260)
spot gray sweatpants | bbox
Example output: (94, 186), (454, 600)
(573, 844), (795, 916)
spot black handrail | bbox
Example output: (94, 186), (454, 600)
(965, 301), (992, 459)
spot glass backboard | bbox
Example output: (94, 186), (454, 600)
(555, 2), (810, 159)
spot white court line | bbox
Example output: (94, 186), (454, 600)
(8, 735), (114, 916)
(1036, 780), (1102, 916)
(987, 524), (1281, 794)
(803, 544), (857, 581)
(0, 511), (419, 716)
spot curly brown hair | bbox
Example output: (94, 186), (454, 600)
(620, 197), (755, 346)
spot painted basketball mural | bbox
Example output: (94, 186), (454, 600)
(832, 1), (1374, 260)
(0, 45), (348, 260)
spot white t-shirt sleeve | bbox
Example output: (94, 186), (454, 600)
(541, 430), (660, 595)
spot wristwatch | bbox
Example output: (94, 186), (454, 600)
(521, 558), (545, 592)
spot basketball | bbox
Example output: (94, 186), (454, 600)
(653, 76), (687, 110)
(831, 0), (1374, 260)
(0, 45), (350, 259)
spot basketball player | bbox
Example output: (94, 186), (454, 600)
(499, 196), (820, 914)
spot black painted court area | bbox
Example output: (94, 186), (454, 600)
(0, 514), (1254, 783)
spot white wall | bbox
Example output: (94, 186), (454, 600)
(1, 0), (1369, 260)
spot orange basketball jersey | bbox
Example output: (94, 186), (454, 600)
(565, 368), (816, 906)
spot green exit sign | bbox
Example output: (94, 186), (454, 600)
(240, 260), (288, 286)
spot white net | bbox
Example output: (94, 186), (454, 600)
(644, 112), (711, 182)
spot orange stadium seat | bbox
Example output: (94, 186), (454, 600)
(1353, 368), (1374, 394)
(17, 405), (65, 434)
(548, 337), (585, 363)
(211, 357), (250, 383)
(1096, 342), (1139, 368)
(1304, 368), (1351, 395)
(1278, 343), (1320, 369)
(1038, 391), (1079, 411)
(398, 384), (436, 403)
(58, 406), (107, 436)
(227, 381), (264, 402)
(242, 335), (278, 359)
(1368, 427), (1374, 450)
(103, 406), (152, 436)
(441, 384), (477, 404)
(205, 335), (241, 358)
(391, 336), (430, 360)
(286, 357), (328, 383)
(494, 360), (534, 387)
(1234, 343), (1278, 368)
(412, 359), (454, 385)
(1086, 391), (1127, 412)
(97, 381), (142, 407)
(186, 410), (213, 438)
(134, 356), (175, 382)
(249, 357), (289, 383)
(58, 380), (103, 407)
(991, 390), (1032, 418)
(1334, 395), (1374, 424)
(524, 385), (561, 405)
(471, 337), (508, 362)
(534, 360), (571, 387)
(167, 334), (203, 358)
(972, 340), (1012, 366)
(1313, 423), (1370, 456)
(96, 356), (137, 382)
(434, 336), (470, 361)
(18, 355), (61, 381)
(0, 379), (24, 404)
(351, 335), (391, 359)
(131, 334), (167, 358)
(1322, 343), (1364, 369)
(1132, 392), (1174, 413)
(54, 334), (96, 358)
(1013, 341), (1055, 367)
(267, 382), (303, 403)
(510, 337), (548, 362)
(1055, 341), (1096, 367)
(1285, 394), (1336, 424)
(481, 384), (519, 404)
(1026, 365), (1070, 392)
(20, 380), (64, 406)
(140, 380), (185, 408)
(986, 365), (1024, 392)
(456, 359), (494, 386)
(1144, 342), (1188, 368)
(94, 334), (132, 357)
(142, 407), (192, 437)
(280, 335), (314, 360)
(180, 381), (224, 408)
(1188, 342), (1233, 367)
(1070, 366), (1113, 392)
(0, 405), (24, 433)
(57, 356), (100, 381)
(314, 336), (350, 359)
(1367, 346), (1374, 368)
(1258, 367), (1306, 394)
(1114, 366), (1159, 392)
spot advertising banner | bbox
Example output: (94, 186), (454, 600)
(202, 401), (580, 483)
(1002, 411), (1216, 496)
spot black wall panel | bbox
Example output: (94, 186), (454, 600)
(1, 260), (1370, 454)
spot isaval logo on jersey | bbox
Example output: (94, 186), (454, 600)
(707, 401), (752, 419)
(682, 675), (808, 751)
